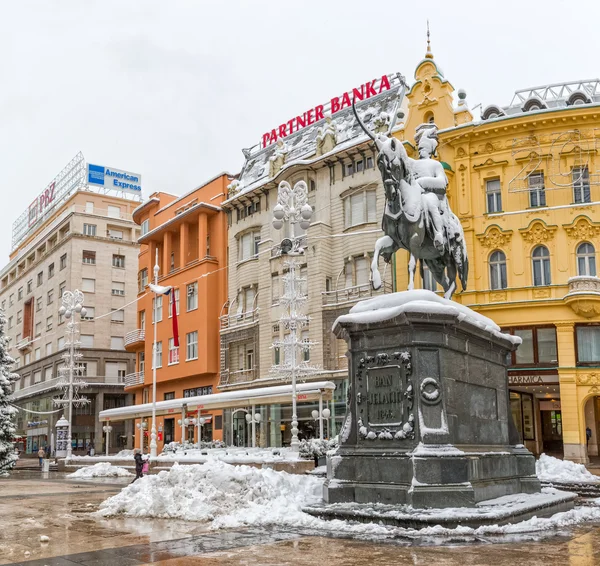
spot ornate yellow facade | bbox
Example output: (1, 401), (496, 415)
(395, 45), (600, 462)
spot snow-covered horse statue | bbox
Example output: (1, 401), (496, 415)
(353, 103), (468, 300)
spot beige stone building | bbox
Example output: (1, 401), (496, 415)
(4, 185), (140, 455)
(219, 75), (405, 446)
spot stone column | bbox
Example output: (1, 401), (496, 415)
(180, 222), (189, 267)
(198, 213), (208, 259)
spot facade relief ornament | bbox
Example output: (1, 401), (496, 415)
(519, 220), (557, 245)
(577, 373), (600, 386)
(268, 140), (288, 177)
(476, 226), (513, 249)
(563, 216), (600, 240)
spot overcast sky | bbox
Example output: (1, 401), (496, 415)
(1, 0), (597, 261)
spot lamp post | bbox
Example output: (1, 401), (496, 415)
(272, 180), (313, 451)
(311, 408), (331, 440)
(150, 249), (160, 458)
(136, 420), (147, 453)
(102, 424), (113, 456)
(245, 410), (262, 448)
(54, 290), (88, 459)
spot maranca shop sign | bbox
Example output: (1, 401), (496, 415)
(261, 74), (393, 149)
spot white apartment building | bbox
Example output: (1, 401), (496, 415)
(4, 158), (141, 454)
(220, 74), (404, 446)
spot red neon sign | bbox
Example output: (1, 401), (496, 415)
(261, 75), (392, 149)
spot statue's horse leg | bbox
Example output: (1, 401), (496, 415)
(407, 254), (417, 291)
(371, 235), (395, 290)
(443, 260), (457, 300)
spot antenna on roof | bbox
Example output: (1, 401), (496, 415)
(426, 20), (433, 59)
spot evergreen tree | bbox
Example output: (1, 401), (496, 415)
(0, 312), (18, 475)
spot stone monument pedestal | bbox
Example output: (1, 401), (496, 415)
(323, 291), (545, 509)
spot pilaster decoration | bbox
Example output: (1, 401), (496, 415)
(476, 225), (513, 249)
(577, 373), (600, 386)
(562, 215), (600, 241)
(519, 219), (558, 245)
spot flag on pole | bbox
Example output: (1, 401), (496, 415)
(148, 283), (179, 347)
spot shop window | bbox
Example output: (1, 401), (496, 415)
(576, 325), (600, 365)
(576, 242), (596, 276)
(532, 245), (551, 286)
(510, 391), (535, 442)
(489, 250), (507, 290)
(505, 326), (558, 366)
(486, 179), (502, 213)
(573, 166), (591, 204)
(528, 171), (546, 207)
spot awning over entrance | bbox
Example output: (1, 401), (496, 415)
(99, 381), (337, 423)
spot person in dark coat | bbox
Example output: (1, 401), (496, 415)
(132, 449), (144, 482)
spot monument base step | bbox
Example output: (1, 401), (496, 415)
(304, 488), (577, 530)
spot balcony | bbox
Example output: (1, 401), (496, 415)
(11, 375), (125, 401)
(564, 276), (600, 318)
(124, 371), (145, 387)
(322, 281), (393, 307)
(124, 329), (145, 350)
(220, 308), (259, 331)
(219, 368), (256, 387)
(16, 336), (33, 352)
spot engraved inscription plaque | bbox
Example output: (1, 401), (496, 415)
(366, 365), (406, 427)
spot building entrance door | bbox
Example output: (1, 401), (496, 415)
(164, 418), (174, 444)
(541, 410), (563, 454)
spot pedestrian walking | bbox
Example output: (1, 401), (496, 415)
(38, 447), (45, 468)
(132, 449), (144, 483)
(587, 427), (593, 447)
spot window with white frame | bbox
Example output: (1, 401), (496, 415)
(81, 306), (95, 320)
(186, 331), (198, 360)
(238, 230), (261, 261)
(271, 274), (280, 304)
(577, 242), (596, 276)
(33, 370), (42, 383)
(528, 171), (546, 207)
(36, 297), (42, 311)
(17, 310), (22, 324)
(111, 309), (124, 323)
(168, 338), (179, 364)
(486, 179), (502, 213)
(141, 219), (149, 236)
(107, 205), (121, 218)
(46, 316), (52, 331)
(18, 287), (23, 300)
(82, 250), (96, 265)
(82, 278), (95, 293)
(344, 190), (377, 228)
(107, 228), (123, 240)
(37, 272), (43, 286)
(34, 348), (41, 361)
(153, 296), (163, 322)
(112, 254), (125, 268)
(112, 281), (125, 296)
(47, 289), (54, 305)
(344, 256), (370, 288)
(573, 166), (591, 204)
(153, 341), (163, 368)
(187, 282), (198, 311)
(35, 322), (41, 336)
(58, 337), (65, 350)
(169, 288), (180, 317)
(139, 351), (145, 373)
(83, 224), (97, 236)
(532, 245), (551, 286)
(139, 268), (148, 291)
(60, 254), (67, 270)
(80, 334), (94, 348)
(44, 366), (52, 381)
(110, 336), (124, 350)
(139, 310), (145, 331)
(105, 361), (128, 379)
(45, 342), (52, 356)
(302, 330), (310, 361)
(489, 250), (508, 290)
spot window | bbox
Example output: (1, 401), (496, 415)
(164, 392), (175, 401)
(154, 341), (162, 368)
(60, 254), (67, 270)
(366, 156), (374, 169)
(486, 179), (502, 213)
(240, 343), (254, 370)
(186, 331), (198, 360)
(272, 274), (280, 304)
(577, 242), (596, 276)
(36, 297), (42, 311)
(187, 282), (198, 311)
(82, 278), (95, 293)
(138, 351), (145, 373)
(573, 166), (591, 204)
(302, 330), (310, 361)
(505, 326), (558, 366)
(112, 281), (125, 296)
(170, 252), (175, 272)
(46, 316), (52, 331)
(85, 201), (94, 213)
(35, 322), (41, 336)
(528, 171), (546, 207)
(356, 159), (364, 173)
(139, 310), (146, 330)
(82, 250), (96, 265)
(83, 224), (97, 236)
(18, 287), (23, 300)
(112, 254), (125, 268)
(8, 317), (12, 329)
(111, 309), (124, 323)
(489, 250), (507, 290)
(532, 246), (551, 286)
(44, 366), (52, 381)
(577, 325), (600, 364)
(47, 289), (54, 305)
(238, 230), (261, 261)
(24, 353), (31, 365)
(422, 263), (438, 291)
(107, 228), (123, 239)
(48, 263), (54, 278)
(80, 335), (94, 348)
(27, 280), (32, 293)
(345, 162), (354, 176)
(153, 296), (163, 322)
(59, 281), (66, 298)
(110, 336), (124, 350)
(34, 348), (41, 361)
(168, 338), (179, 364)
(58, 337), (65, 350)
(344, 190), (377, 228)
(33, 370), (42, 383)
(139, 268), (148, 291)
(82, 306), (95, 320)
(17, 310), (22, 324)
(141, 219), (149, 236)
(9, 294), (13, 307)
(169, 288), (180, 317)
(183, 386), (213, 398)
(105, 362), (127, 380)
(242, 286), (256, 313)
(37, 272), (43, 286)
(344, 256), (370, 288)
(107, 205), (121, 218)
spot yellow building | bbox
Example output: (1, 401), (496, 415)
(394, 42), (600, 463)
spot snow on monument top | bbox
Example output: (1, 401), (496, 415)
(333, 290), (521, 346)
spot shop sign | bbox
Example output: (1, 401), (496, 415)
(539, 400), (561, 411)
(27, 419), (48, 428)
(261, 74), (392, 148)
(508, 374), (559, 386)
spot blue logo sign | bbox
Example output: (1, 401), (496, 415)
(88, 164), (105, 186)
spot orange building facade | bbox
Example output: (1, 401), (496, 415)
(125, 173), (231, 451)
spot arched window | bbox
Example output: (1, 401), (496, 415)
(424, 111), (435, 124)
(422, 263), (437, 291)
(577, 242), (597, 276)
(532, 246), (551, 286)
(489, 250), (507, 290)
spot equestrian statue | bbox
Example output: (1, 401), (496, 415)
(353, 103), (468, 300)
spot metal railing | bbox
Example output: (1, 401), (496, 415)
(124, 371), (145, 387)
(220, 308), (259, 330)
(322, 281), (393, 306)
(124, 329), (145, 347)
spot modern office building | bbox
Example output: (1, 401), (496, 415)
(124, 173), (230, 451)
(5, 154), (140, 454)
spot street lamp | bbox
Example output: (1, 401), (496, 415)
(102, 424), (113, 456)
(311, 408), (331, 440)
(136, 420), (148, 453)
(150, 249), (160, 458)
(272, 180), (313, 451)
(54, 290), (89, 459)
(245, 411), (261, 448)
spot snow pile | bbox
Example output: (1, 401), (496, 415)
(536, 453), (600, 484)
(155, 446), (301, 463)
(68, 462), (133, 478)
(98, 461), (322, 528)
(113, 449), (134, 458)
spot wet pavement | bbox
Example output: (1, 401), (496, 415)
(2, 470), (600, 565)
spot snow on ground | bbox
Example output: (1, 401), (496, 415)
(68, 462), (133, 478)
(536, 453), (600, 484)
(98, 460), (600, 538)
(155, 446), (302, 464)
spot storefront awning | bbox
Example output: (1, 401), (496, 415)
(99, 381), (336, 423)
